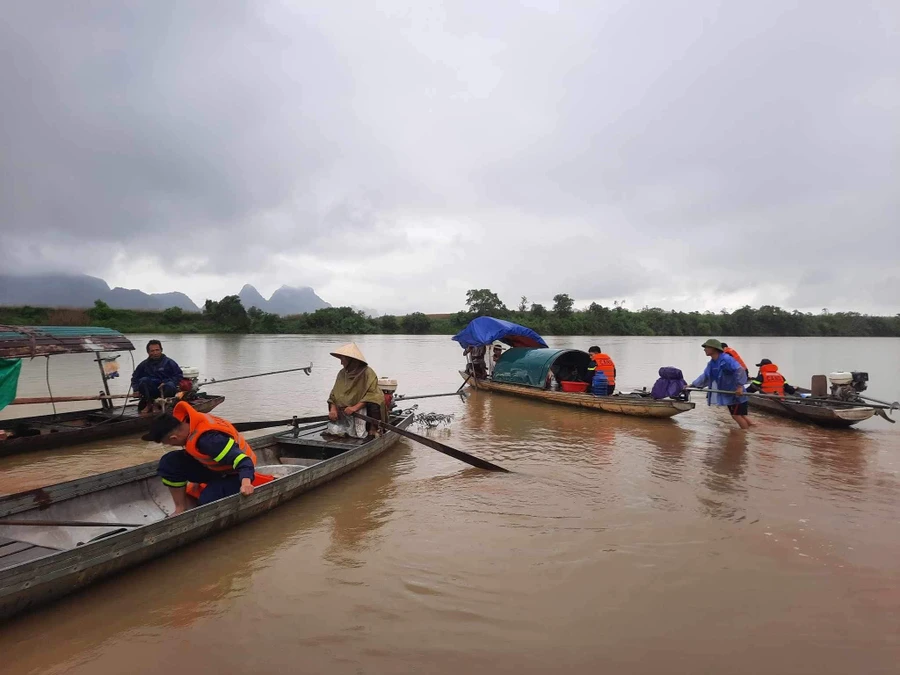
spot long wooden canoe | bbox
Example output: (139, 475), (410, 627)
(0, 394), (225, 458)
(461, 371), (694, 418)
(747, 395), (875, 428)
(0, 410), (414, 621)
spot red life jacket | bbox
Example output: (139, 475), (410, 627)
(723, 347), (748, 372)
(590, 353), (616, 386)
(173, 401), (257, 472)
(759, 363), (785, 396)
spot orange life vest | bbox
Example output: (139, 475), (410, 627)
(590, 353), (616, 386)
(759, 363), (785, 396)
(173, 401), (257, 472)
(173, 401), (273, 499)
(723, 347), (748, 372)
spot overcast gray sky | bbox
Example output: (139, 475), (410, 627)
(2, 0), (897, 315)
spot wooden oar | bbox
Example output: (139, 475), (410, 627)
(456, 372), (473, 393)
(0, 519), (144, 528)
(232, 415), (329, 432)
(352, 412), (510, 473)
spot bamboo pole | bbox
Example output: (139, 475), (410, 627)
(9, 393), (133, 405)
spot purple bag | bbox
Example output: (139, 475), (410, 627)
(651, 366), (687, 400)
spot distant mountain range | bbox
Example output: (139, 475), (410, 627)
(0, 274), (331, 315)
(238, 284), (331, 315)
(0, 273), (200, 312)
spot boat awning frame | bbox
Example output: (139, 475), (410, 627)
(0, 326), (135, 359)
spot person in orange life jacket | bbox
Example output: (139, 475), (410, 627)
(143, 401), (258, 517)
(747, 359), (796, 396)
(719, 343), (749, 378)
(587, 346), (616, 394)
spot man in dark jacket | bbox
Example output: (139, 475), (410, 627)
(131, 339), (183, 413)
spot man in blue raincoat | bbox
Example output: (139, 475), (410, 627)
(689, 338), (752, 429)
(131, 339), (183, 414)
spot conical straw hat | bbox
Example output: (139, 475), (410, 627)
(329, 342), (367, 365)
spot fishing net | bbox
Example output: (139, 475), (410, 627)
(412, 411), (455, 429)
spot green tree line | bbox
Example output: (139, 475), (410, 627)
(1, 290), (898, 337)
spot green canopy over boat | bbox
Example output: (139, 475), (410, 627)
(491, 348), (592, 388)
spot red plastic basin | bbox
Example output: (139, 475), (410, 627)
(559, 380), (589, 393)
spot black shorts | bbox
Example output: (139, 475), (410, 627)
(728, 402), (749, 416)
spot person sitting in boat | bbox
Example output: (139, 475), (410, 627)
(491, 343), (504, 375)
(131, 339), (183, 414)
(327, 342), (387, 441)
(747, 359), (796, 397)
(720, 342), (749, 378)
(587, 346), (616, 395)
(690, 338), (752, 429)
(143, 401), (271, 516)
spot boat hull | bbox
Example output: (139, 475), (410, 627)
(0, 395), (225, 457)
(747, 396), (875, 428)
(0, 412), (413, 620)
(460, 371), (694, 418)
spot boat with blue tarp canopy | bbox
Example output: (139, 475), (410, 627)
(453, 317), (694, 418)
(451, 316), (548, 349)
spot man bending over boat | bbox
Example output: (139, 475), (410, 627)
(131, 339), (183, 414)
(143, 401), (271, 516)
(689, 338), (752, 430)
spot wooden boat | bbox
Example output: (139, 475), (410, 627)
(0, 410), (414, 621)
(0, 325), (224, 457)
(452, 319), (693, 419)
(0, 393), (226, 457)
(747, 393), (876, 428)
(460, 370), (694, 418)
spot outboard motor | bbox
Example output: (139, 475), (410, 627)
(829, 371), (868, 401)
(378, 377), (398, 410)
(179, 366), (202, 394)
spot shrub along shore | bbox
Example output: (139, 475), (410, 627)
(1, 295), (898, 337)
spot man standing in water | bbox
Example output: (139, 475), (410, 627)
(131, 339), (183, 414)
(689, 338), (752, 429)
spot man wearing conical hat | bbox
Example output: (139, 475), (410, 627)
(327, 343), (386, 440)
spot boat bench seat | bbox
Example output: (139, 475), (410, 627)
(0, 536), (60, 570)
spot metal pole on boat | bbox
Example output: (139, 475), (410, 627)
(685, 387), (890, 409)
(858, 394), (900, 411)
(196, 363), (313, 387)
(94, 352), (113, 410)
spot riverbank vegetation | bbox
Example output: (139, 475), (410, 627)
(1, 290), (898, 337)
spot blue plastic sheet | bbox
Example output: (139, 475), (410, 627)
(451, 317), (548, 349)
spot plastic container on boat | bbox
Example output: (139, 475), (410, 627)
(828, 372), (853, 385)
(560, 380), (589, 393)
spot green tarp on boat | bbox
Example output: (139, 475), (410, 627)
(0, 358), (22, 411)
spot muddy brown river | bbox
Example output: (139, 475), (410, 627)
(1, 335), (898, 674)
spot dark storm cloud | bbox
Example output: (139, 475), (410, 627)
(1, 0), (897, 312)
